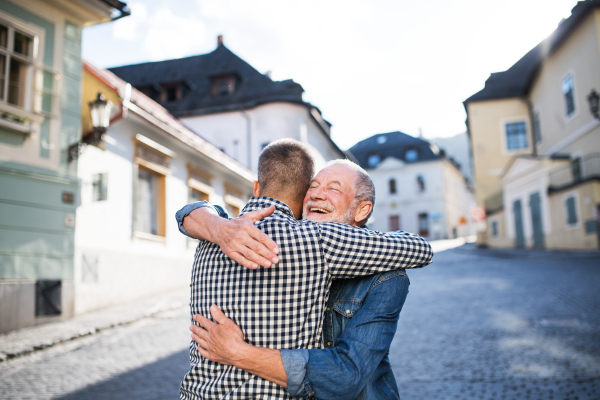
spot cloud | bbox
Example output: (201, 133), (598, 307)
(113, 2), (147, 41)
(143, 8), (207, 61)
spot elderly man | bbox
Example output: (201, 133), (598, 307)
(176, 139), (432, 399)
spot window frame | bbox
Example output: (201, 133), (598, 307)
(561, 72), (577, 121)
(500, 118), (531, 154)
(0, 11), (49, 133)
(562, 190), (580, 230)
(389, 178), (397, 195)
(418, 212), (429, 237)
(224, 184), (245, 218)
(132, 139), (172, 242)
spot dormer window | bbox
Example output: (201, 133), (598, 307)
(211, 75), (236, 96)
(368, 154), (381, 168)
(159, 82), (182, 103)
(405, 149), (418, 162)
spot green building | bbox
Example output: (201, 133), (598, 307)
(0, 0), (129, 333)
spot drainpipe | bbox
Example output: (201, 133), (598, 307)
(520, 97), (537, 156)
(240, 109), (252, 170)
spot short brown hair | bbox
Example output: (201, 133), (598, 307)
(258, 139), (315, 203)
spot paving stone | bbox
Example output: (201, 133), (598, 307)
(0, 244), (598, 399)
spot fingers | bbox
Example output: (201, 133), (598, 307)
(245, 205), (275, 223)
(209, 305), (229, 325)
(194, 314), (215, 330)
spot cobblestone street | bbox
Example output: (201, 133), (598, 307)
(0, 244), (599, 399)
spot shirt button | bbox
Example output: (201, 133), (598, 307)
(327, 342), (331, 346)
(346, 309), (351, 314)
(326, 307), (330, 311)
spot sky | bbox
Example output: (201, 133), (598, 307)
(83, 0), (578, 150)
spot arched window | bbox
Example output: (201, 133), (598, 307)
(389, 178), (396, 194)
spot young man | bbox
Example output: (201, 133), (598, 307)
(177, 140), (432, 399)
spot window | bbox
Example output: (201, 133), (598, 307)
(571, 157), (582, 182)
(377, 136), (387, 144)
(368, 154), (381, 168)
(505, 122), (528, 150)
(533, 111), (542, 143)
(166, 86), (177, 102)
(160, 83), (181, 103)
(491, 220), (498, 237)
(188, 166), (213, 203)
(133, 139), (171, 239)
(389, 178), (396, 194)
(225, 185), (244, 218)
(0, 17), (43, 111)
(405, 149), (418, 162)
(211, 75), (236, 96)
(562, 74), (575, 117)
(92, 173), (108, 201)
(389, 215), (400, 231)
(135, 167), (162, 235)
(417, 175), (425, 192)
(565, 196), (578, 226)
(418, 213), (429, 237)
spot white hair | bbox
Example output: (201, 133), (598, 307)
(326, 159), (375, 225)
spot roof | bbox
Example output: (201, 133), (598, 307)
(108, 44), (322, 120)
(464, 1), (600, 104)
(83, 60), (256, 183)
(347, 131), (441, 170)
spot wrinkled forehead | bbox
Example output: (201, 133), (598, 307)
(313, 164), (358, 190)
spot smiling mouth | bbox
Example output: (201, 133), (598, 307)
(310, 208), (330, 214)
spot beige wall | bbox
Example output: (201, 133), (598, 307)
(467, 98), (532, 206)
(546, 181), (600, 250)
(529, 9), (600, 157)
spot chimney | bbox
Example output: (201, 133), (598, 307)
(265, 71), (272, 79)
(217, 35), (224, 47)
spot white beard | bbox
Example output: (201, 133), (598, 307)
(303, 201), (358, 225)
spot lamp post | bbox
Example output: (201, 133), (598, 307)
(588, 89), (600, 119)
(68, 92), (112, 162)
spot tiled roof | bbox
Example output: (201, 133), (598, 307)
(348, 131), (441, 169)
(464, 1), (600, 104)
(109, 44), (312, 118)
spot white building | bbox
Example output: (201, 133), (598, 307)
(109, 36), (347, 173)
(349, 131), (475, 239)
(74, 61), (254, 314)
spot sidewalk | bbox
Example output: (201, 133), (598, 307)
(0, 287), (189, 362)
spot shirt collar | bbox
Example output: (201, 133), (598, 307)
(242, 196), (296, 219)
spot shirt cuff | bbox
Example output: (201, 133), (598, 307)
(280, 349), (309, 397)
(175, 201), (226, 238)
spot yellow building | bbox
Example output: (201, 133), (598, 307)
(464, 1), (600, 250)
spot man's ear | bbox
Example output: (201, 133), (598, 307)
(354, 201), (372, 226)
(253, 181), (260, 197)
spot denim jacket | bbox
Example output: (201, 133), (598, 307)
(176, 201), (410, 400)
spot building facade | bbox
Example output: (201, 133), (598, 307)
(465, 1), (600, 250)
(108, 37), (347, 173)
(0, 0), (128, 334)
(348, 131), (475, 239)
(74, 61), (254, 315)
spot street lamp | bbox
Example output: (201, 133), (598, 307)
(68, 92), (113, 162)
(588, 89), (600, 119)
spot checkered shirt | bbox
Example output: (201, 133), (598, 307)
(180, 197), (433, 400)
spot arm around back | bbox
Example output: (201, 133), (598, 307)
(289, 275), (409, 400)
(319, 223), (433, 279)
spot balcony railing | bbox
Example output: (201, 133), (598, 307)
(548, 153), (600, 191)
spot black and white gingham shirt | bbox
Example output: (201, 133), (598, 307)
(180, 197), (433, 399)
